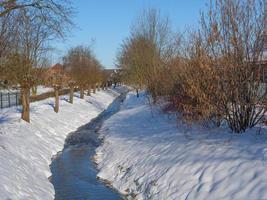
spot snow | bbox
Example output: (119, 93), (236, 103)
(0, 85), (53, 95)
(95, 91), (267, 200)
(0, 88), (120, 200)
(34, 86), (53, 95)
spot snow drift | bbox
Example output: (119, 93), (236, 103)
(0, 89), (119, 200)
(95, 91), (267, 200)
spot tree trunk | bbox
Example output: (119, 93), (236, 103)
(31, 86), (37, 96)
(69, 85), (74, 104)
(97, 84), (100, 91)
(54, 87), (59, 113)
(87, 85), (91, 96)
(80, 86), (84, 99)
(93, 84), (96, 94)
(21, 87), (30, 122)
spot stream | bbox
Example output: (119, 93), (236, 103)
(50, 90), (126, 200)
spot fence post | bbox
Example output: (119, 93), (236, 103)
(0, 93), (2, 109)
(8, 93), (10, 107)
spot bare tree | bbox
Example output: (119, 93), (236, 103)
(169, 0), (266, 133)
(64, 45), (103, 99)
(117, 8), (176, 99)
(87, 57), (103, 95)
(1, 1), (73, 122)
(0, 0), (74, 31)
(199, 0), (265, 132)
(118, 36), (156, 97)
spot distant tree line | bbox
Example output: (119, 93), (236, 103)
(117, 0), (266, 133)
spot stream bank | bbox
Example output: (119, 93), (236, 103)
(50, 89), (127, 200)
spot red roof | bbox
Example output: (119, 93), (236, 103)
(50, 63), (64, 73)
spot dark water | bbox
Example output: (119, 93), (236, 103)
(50, 91), (126, 200)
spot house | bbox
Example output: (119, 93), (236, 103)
(47, 63), (65, 76)
(103, 69), (123, 86)
(44, 63), (70, 86)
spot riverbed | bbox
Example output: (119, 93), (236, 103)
(50, 90), (126, 200)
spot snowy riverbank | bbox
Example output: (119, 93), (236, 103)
(95, 91), (267, 200)
(0, 89), (120, 200)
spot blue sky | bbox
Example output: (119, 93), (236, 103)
(52, 0), (206, 68)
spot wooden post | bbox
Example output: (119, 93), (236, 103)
(8, 93), (10, 107)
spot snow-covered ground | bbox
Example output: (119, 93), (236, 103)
(33, 86), (54, 95)
(95, 91), (267, 200)
(0, 89), (120, 200)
